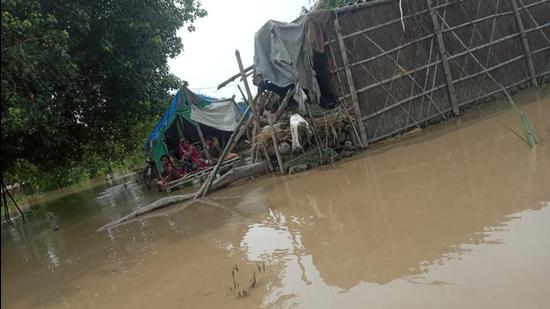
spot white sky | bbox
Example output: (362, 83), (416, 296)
(168, 0), (310, 100)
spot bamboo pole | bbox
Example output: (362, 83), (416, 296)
(511, 0), (539, 87)
(436, 12), (536, 147)
(195, 124), (211, 162)
(325, 0), (464, 45)
(427, 0), (460, 116)
(517, 0), (550, 43)
(217, 65), (253, 90)
(273, 88), (295, 122)
(361, 83), (447, 121)
(328, 41), (363, 147)
(451, 54), (525, 85)
(330, 9), (518, 74)
(199, 105), (251, 198)
(331, 33), (435, 74)
(357, 33), (446, 119)
(326, 7), (429, 45)
(235, 51), (270, 164)
(268, 114), (285, 174)
(333, 32), (523, 86)
(519, 0), (549, 10)
(337, 58), (443, 100)
(235, 50), (255, 107)
(333, 13), (368, 147)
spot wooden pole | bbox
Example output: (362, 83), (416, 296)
(235, 50), (270, 164)
(333, 13), (368, 147)
(217, 65), (253, 90)
(235, 50), (255, 106)
(195, 124), (212, 162)
(511, 0), (539, 87)
(268, 114), (285, 173)
(328, 42), (362, 147)
(200, 105), (251, 197)
(273, 88), (295, 122)
(427, 0), (460, 116)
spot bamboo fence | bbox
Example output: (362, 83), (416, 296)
(324, 0), (550, 145)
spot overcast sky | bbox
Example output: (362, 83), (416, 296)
(168, 0), (310, 99)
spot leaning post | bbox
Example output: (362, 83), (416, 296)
(427, 0), (460, 116)
(511, 0), (539, 87)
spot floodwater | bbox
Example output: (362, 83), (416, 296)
(2, 89), (550, 309)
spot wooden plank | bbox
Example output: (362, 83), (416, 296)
(427, 0), (460, 116)
(512, 0), (539, 87)
(333, 13), (368, 147)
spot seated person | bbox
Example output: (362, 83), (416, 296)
(205, 136), (221, 161)
(178, 138), (206, 170)
(156, 155), (181, 190)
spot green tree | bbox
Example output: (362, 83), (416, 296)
(1, 0), (206, 188)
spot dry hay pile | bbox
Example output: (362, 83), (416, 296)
(251, 110), (351, 156)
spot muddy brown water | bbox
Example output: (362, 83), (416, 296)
(2, 89), (550, 309)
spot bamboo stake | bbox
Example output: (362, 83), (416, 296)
(511, 0), (539, 87)
(333, 13), (368, 147)
(199, 105), (251, 198)
(268, 114), (285, 173)
(427, 0), (460, 116)
(196, 124), (211, 162)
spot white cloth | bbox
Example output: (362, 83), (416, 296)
(289, 114), (310, 150)
(190, 99), (241, 132)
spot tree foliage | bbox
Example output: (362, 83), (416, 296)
(1, 0), (206, 188)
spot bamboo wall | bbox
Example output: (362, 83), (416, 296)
(324, 0), (550, 145)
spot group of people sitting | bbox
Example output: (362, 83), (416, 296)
(156, 136), (221, 190)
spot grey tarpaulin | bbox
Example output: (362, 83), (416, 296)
(253, 14), (322, 104)
(190, 99), (242, 132)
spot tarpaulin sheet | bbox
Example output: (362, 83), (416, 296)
(190, 99), (242, 132)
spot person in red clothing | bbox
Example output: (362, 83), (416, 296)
(178, 138), (206, 170)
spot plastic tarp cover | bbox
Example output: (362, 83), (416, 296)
(190, 99), (242, 132)
(253, 14), (321, 102)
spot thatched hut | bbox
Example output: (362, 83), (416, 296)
(253, 0), (549, 148)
